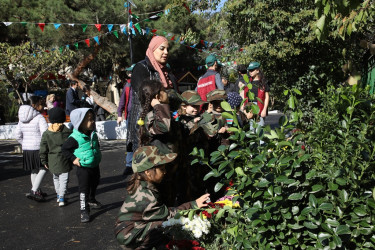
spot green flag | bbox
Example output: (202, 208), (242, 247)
(59, 47), (63, 53)
(21, 22), (27, 26)
(74, 42), (79, 49)
(113, 30), (119, 38)
(82, 24), (88, 32)
(134, 23), (141, 34)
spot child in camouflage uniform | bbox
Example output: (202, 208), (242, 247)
(115, 145), (210, 249)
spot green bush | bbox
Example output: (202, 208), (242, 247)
(192, 83), (375, 249)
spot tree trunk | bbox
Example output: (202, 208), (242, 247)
(69, 45), (118, 114)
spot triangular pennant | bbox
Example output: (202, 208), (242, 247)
(85, 39), (90, 47)
(107, 24), (113, 32)
(157, 12), (163, 17)
(131, 14), (139, 19)
(66, 45), (70, 49)
(131, 27), (136, 36)
(95, 24), (101, 32)
(151, 29), (157, 33)
(200, 40), (204, 45)
(59, 47), (63, 53)
(38, 23), (45, 32)
(3, 22), (12, 26)
(176, 36), (180, 42)
(164, 9), (170, 15)
(51, 48), (56, 51)
(142, 29), (146, 35)
(204, 41), (208, 47)
(82, 24), (88, 32)
(171, 35), (175, 41)
(134, 23), (141, 34)
(69, 23), (75, 27)
(120, 24), (126, 33)
(149, 15), (158, 20)
(93, 36), (100, 45)
(124, 2), (128, 8)
(146, 27), (150, 34)
(74, 43), (79, 49)
(21, 22), (27, 26)
(113, 30), (119, 38)
(129, 9), (132, 14)
(220, 45), (224, 49)
(239, 48), (243, 52)
(54, 23), (61, 30)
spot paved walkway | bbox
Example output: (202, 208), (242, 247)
(0, 113), (283, 249)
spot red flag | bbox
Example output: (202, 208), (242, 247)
(129, 9), (132, 14)
(171, 35), (175, 41)
(38, 23), (45, 32)
(95, 24), (101, 31)
(220, 45), (224, 49)
(85, 39), (90, 47)
(151, 29), (157, 33)
(239, 48), (243, 52)
(45, 50), (50, 53)
(183, 3), (191, 13)
(200, 40), (204, 45)
(199, 49), (202, 52)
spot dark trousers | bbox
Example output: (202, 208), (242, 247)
(76, 166), (100, 211)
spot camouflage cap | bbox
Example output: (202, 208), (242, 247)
(206, 89), (227, 102)
(181, 90), (207, 105)
(132, 146), (177, 173)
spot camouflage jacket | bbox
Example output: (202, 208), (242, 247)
(179, 115), (200, 131)
(144, 104), (181, 154)
(115, 181), (196, 247)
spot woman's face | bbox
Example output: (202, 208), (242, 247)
(153, 41), (169, 65)
(157, 90), (169, 104)
(50, 96), (55, 102)
(249, 68), (259, 78)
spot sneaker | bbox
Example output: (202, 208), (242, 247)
(37, 189), (47, 197)
(57, 195), (60, 203)
(80, 211), (90, 223)
(26, 190), (45, 202)
(88, 200), (102, 209)
(58, 198), (65, 207)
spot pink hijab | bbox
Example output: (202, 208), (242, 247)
(146, 36), (172, 88)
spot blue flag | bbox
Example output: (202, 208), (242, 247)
(107, 24), (113, 32)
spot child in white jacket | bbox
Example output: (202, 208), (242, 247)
(15, 96), (48, 201)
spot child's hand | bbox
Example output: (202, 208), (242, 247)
(73, 158), (81, 167)
(151, 98), (161, 107)
(196, 193), (211, 208)
(218, 127), (227, 134)
(193, 117), (201, 123)
(44, 165), (49, 169)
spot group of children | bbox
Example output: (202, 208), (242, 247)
(16, 96), (102, 223)
(115, 79), (258, 249)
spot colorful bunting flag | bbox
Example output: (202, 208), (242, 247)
(85, 39), (90, 47)
(131, 14), (139, 19)
(220, 45), (224, 49)
(146, 27), (150, 34)
(171, 35), (175, 41)
(129, 9), (132, 14)
(124, 2), (128, 8)
(38, 23), (45, 32)
(82, 24), (88, 32)
(21, 22), (27, 26)
(59, 47), (63, 53)
(107, 24), (113, 32)
(151, 29), (157, 33)
(93, 36), (100, 45)
(131, 26), (136, 35)
(69, 23), (75, 27)
(113, 30), (119, 38)
(66, 45), (70, 49)
(74, 42), (78, 49)
(134, 23), (141, 34)
(95, 24), (101, 32)
(120, 24), (126, 33)
(54, 23), (61, 30)
(149, 15), (158, 20)
(164, 9), (170, 15)
(3, 22), (12, 26)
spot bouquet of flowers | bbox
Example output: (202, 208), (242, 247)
(162, 214), (211, 239)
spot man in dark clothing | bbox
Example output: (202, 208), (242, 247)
(196, 54), (224, 101)
(65, 81), (81, 115)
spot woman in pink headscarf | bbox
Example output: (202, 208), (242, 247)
(124, 36), (177, 176)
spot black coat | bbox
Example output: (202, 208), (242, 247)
(126, 57), (177, 152)
(65, 87), (81, 115)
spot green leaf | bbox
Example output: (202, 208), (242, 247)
(354, 207), (367, 217)
(328, 182), (338, 191)
(215, 208), (225, 220)
(288, 193), (303, 200)
(190, 159), (199, 165)
(221, 112), (233, 120)
(309, 194), (318, 208)
(318, 232), (331, 242)
(227, 225), (238, 237)
(227, 127), (239, 133)
(319, 203), (334, 211)
(288, 95), (295, 109)
(288, 237), (298, 245)
(203, 171), (216, 181)
(292, 206), (299, 215)
(326, 219), (340, 227)
(333, 235), (342, 247)
(310, 184), (324, 193)
(292, 88), (302, 95)
(283, 90), (289, 96)
(221, 101), (232, 111)
(316, 15), (326, 32)
(336, 178), (346, 186)
(188, 209), (194, 220)
(336, 225), (350, 235)
(304, 221), (318, 229)
(338, 189), (349, 203)
(214, 182), (224, 192)
(218, 161), (230, 171)
(235, 167), (245, 176)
